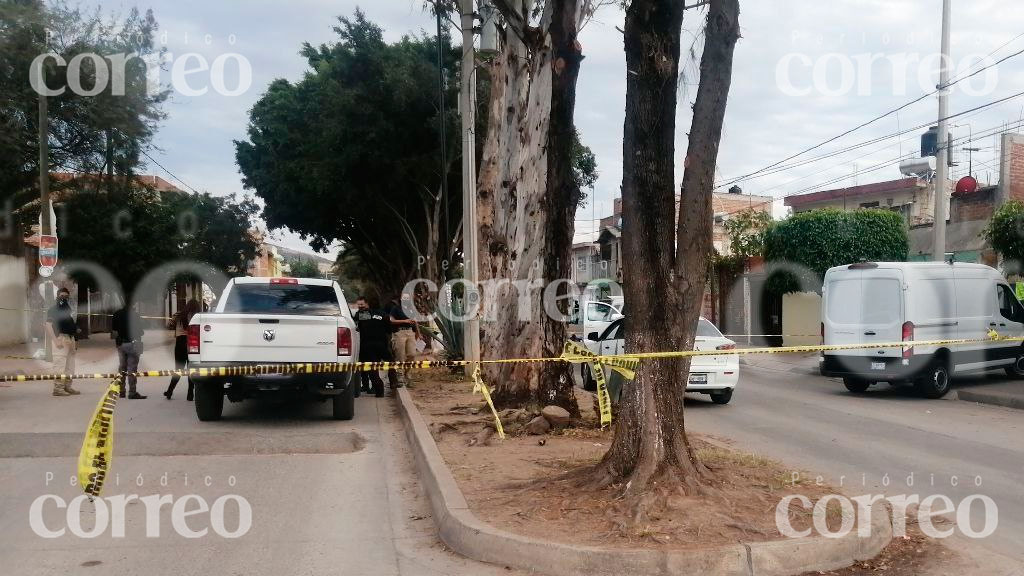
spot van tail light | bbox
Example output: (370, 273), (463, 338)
(820, 322), (825, 345)
(337, 327), (352, 356)
(902, 321), (914, 359)
(716, 343), (736, 351)
(187, 324), (201, 354)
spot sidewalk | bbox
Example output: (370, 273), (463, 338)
(954, 380), (1024, 410)
(0, 330), (176, 379)
(738, 345), (820, 375)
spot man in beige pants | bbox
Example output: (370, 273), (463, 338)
(388, 293), (419, 386)
(46, 287), (80, 396)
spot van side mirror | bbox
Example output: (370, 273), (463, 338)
(587, 331), (600, 341)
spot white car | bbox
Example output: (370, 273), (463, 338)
(188, 277), (359, 421)
(580, 316), (739, 404)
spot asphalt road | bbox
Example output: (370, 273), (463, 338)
(0, 370), (523, 576)
(685, 361), (1024, 570)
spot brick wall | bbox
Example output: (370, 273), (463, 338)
(950, 186), (996, 223)
(1000, 134), (1024, 204)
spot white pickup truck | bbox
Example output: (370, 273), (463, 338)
(187, 277), (359, 421)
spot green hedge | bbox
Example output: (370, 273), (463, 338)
(986, 200), (1024, 267)
(764, 209), (909, 294)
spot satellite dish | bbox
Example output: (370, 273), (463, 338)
(955, 176), (978, 194)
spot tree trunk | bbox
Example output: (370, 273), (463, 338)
(595, 0), (740, 509)
(477, 0), (584, 415)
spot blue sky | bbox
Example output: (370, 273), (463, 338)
(84, 0), (1024, 255)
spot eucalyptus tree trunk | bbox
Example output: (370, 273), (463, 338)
(595, 0), (741, 507)
(477, 0), (585, 414)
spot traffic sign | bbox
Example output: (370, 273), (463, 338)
(38, 235), (58, 268)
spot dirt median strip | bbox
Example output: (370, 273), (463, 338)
(395, 387), (893, 576)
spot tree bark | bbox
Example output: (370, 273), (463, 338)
(596, 0), (740, 507)
(477, 0), (585, 415)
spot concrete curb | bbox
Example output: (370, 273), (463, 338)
(956, 388), (1024, 410)
(396, 388), (892, 576)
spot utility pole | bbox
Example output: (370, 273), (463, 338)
(38, 84), (53, 360)
(932, 0), (952, 262)
(460, 0), (481, 363)
(436, 5), (449, 271)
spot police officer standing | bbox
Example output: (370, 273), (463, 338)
(45, 286), (80, 397)
(354, 296), (390, 398)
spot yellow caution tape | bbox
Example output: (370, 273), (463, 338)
(562, 341), (627, 428)
(4, 334), (1022, 384)
(78, 378), (120, 498)
(470, 364), (505, 440)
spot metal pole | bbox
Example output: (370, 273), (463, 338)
(38, 85), (53, 360)
(932, 0), (952, 262)
(460, 0), (480, 363)
(436, 5), (449, 273)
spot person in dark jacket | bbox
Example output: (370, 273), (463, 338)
(164, 299), (200, 400)
(111, 302), (146, 399)
(354, 296), (391, 398)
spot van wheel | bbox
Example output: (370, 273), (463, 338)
(1004, 355), (1024, 379)
(332, 384), (355, 420)
(710, 389), (733, 404)
(581, 365), (597, 392)
(843, 378), (871, 393)
(915, 361), (951, 399)
(195, 381), (224, 421)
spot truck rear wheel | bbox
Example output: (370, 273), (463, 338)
(195, 381), (224, 421)
(332, 383), (355, 420)
(843, 378), (871, 393)
(710, 389), (733, 405)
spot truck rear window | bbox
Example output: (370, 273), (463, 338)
(222, 284), (341, 315)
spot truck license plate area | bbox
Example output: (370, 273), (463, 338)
(871, 362), (886, 371)
(688, 374), (708, 385)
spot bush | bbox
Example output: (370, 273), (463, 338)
(985, 200), (1024, 269)
(764, 209), (909, 294)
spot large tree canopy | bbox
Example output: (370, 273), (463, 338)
(0, 0), (167, 208)
(235, 11), (462, 295)
(235, 9), (596, 298)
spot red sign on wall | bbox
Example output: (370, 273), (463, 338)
(38, 235), (58, 268)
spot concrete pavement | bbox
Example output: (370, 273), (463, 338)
(687, 361), (1024, 571)
(0, 346), (527, 576)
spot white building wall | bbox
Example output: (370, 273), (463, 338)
(0, 255), (29, 346)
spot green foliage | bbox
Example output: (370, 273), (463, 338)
(985, 200), (1024, 268)
(286, 257), (324, 279)
(51, 182), (258, 293)
(764, 209), (909, 294)
(723, 208), (773, 262)
(572, 128), (598, 205)
(0, 0), (168, 205)
(235, 9), (597, 295)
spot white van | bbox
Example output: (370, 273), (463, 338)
(820, 262), (1024, 398)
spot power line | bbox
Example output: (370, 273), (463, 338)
(137, 148), (200, 194)
(717, 47), (1024, 189)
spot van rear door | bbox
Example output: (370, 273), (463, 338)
(824, 267), (904, 357)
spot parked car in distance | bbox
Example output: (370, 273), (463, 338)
(187, 277), (359, 421)
(820, 261), (1024, 398)
(580, 316), (738, 404)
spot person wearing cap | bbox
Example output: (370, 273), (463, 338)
(45, 287), (80, 397)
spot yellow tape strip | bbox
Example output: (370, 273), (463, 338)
(471, 364), (505, 440)
(78, 378), (120, 498)
(4, 334), (1021, 384)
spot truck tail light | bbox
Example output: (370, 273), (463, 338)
(716, 343), (736, 351)
(337, 327), (352, 356)
(270, 278), (298, 284)
(902, 321), (914, 359)
(187, 324), (201, 354)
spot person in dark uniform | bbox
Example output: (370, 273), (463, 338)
(354, 296), (390, 398)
